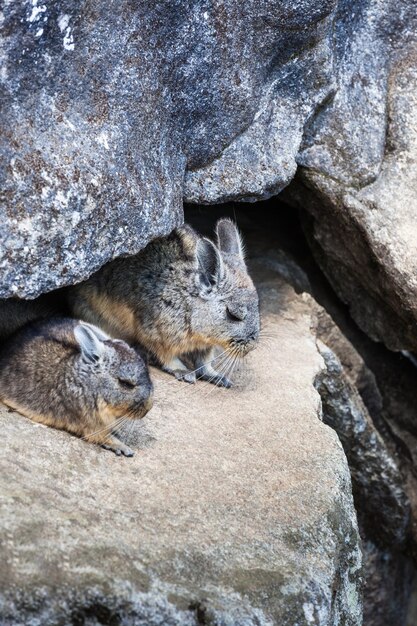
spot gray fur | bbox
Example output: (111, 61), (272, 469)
(0, 318), (153, 456)
(216, 218), (245, 258)
(69, 219), (260, 387)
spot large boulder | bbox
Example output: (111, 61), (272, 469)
(314, 337), (410, 548)
(4, 0), (416, 312)
(1, 0), (336, 298)
(220, 206), (415, 624)
(287, 5), (417, 352)
(0, 256), (362, 625)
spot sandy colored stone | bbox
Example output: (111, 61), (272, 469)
(0, 269), (361, 625)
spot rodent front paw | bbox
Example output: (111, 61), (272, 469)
(174, 370), (197, 384)
(199, 371), (233, 388)
(211, 374), (233, 388)
(102, 442), (135, 457)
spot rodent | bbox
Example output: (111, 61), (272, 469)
(0, 317), (153, 456)
(0, 293), (61, 342)
(68, 219), (260, 387)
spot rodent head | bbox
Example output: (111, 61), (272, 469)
(190, 219), (260, 356)
(73, 322), (153, 419)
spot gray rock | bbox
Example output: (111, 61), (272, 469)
(314, 338), (410, 548)
(1, 1), (185, 297)
(303, 283), (415, 625)
(1, 0), (337, 298)
(214, 207), (416, 623)
(313, 287), (417, 569)
(184, 21), (336, 204)
(0, 0), (254, 297)
(0, 264), (362, 625)
(4, 0), (416, 310)
(361, 539), (413, 626)
(289, 4), (417, 352)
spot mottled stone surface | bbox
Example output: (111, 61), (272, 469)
(0, 261), (362, 625)
(4, 0), (416, 310)
(361, 539), (413, 626)
(190, 204), (416, 625)
(315, 339), (410, 547)
(1, 0), (337, 298)
(287, 5), (417, 352)
(184, 12), (335, 205)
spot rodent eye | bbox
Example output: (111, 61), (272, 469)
(118, 378), (136, 390)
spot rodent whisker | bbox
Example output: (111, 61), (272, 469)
(199, 349), (236, 387)
(181, 355), (232, 397)
(175, 348), (235, 394)
(203, 349), (239, 396)
(117, 416), (137, 443)
(115, 400), (150, 441)
(81, 416), (128, 441)
(151, 349), (232, 393)
(191, 347), (232, 378)
(178, 349), (234, 396)
(257, 338), (276, 358)
(156, 343), (246, 398)
(258, 334), (277, 343)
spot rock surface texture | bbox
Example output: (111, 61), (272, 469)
(3, 0), (416, 320)
(2, 0), (417, 623)
(208, 206), (416, 625)
(287, 4), (417, 353)
(0, 261), (362, 625)
(1, 0), (335, 297)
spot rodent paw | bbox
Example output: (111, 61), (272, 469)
(174, 370), (197, 384)
(212, 374), (233, 389)
(102, 443), (135, 457)
(199, 373), (233, 388)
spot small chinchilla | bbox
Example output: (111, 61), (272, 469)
(69, 219), (260, 387)
(0, 317), (153, 456)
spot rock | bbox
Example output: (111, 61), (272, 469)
(1, 0), (337, 298)
(313, 290), (417, 573)
(361, 539), (413, 626)
(184, 15), (336, 205)
(4, 0), (416, 306)
(314, 338), (410, 547)
(2, 1), (185, 297)
(288, 9), (417, 352)
(0, 260), (362, 625)
(189, 205), (412, 552)
(189, 205), (417, 623)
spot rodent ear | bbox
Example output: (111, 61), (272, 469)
(74, 322), (105, 364)
(79, 322), (110, 342)
(176, 224), (198, 258)
(216, 219), (245, 260)
(196, 238), (224, 288)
